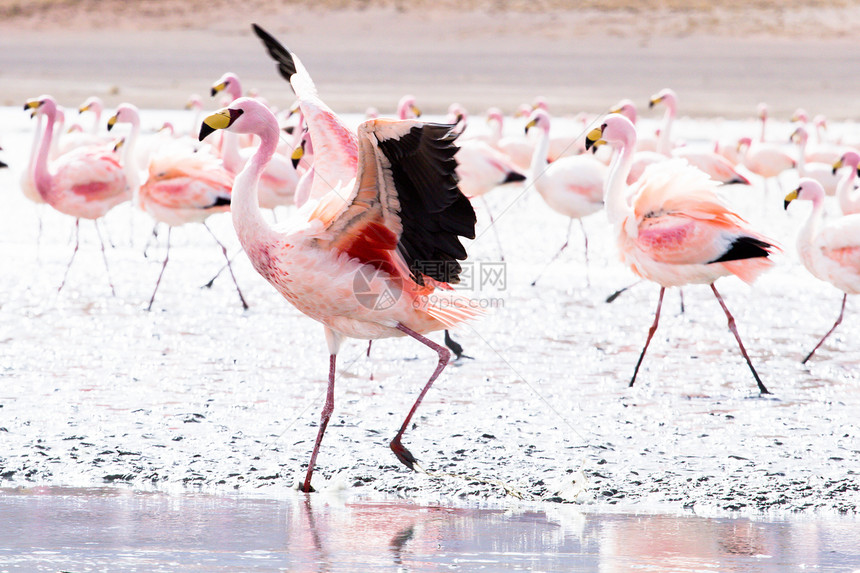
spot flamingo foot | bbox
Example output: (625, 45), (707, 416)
(390, 437), (418, 471)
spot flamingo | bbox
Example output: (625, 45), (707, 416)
(397, 95), (421, 119)
(790, 125), (840, 196)
(585, 114), (778, 393)
(833, 151), (860, 215)
(484, 107), (533, 170)
(525, 108), (605, 286)
(648, 88), (750, 185)
(610, 99), (658, 153)
(737, 136), (795, 194)
(25, 95), (130, 294)
(107, 105), (247, 310)
(240, 24), (481, 492)
(784, 178), (860, 362)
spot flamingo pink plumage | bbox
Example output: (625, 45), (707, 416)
(784, 178), (860, 362)
(586, 114), (778, 393)
(212, 25), (481, 493)
(26, 95), (130, 294)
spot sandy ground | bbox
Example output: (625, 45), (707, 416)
(0, 2), (859, 117)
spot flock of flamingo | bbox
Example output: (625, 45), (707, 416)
(8, 24), (860, 492)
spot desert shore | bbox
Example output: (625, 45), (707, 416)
(1, 2), (859, 118)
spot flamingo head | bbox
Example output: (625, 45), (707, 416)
(185, 94), (203, 111)
(291, 129), (312, 169)
(791, 108), (809, 123)
(485, 107), (504, 126)
(199, 97), (274, 142)
(107, 103), (140, 131)
(211, 72), (241, 100)
(446, 103), (467, 126)
(784, 178), (825, 210)
(790, 125), (808, 145)
(610, 99), (637, 124)
(648, 88), (677, 112)
(397, 95), (421, 119)
(79, 96), (103, 115)
(24, 95), (57, 119)
(585, 113), (636, 153)
(833, 150), (860, 176)
(756, 102), (769, 121)
(523, 108), (550, 136)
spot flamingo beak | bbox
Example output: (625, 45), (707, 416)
(832, 158), (843, 175)
(412, 105), (422, 118)
(784, 189), (799, 210)
(585, 127), (606, 152)
(648, 97), (661, 109)
(211, 81), (227, 97)
(107, 115), (118, 132)
(291, 141), (305, 169)
(199, 108), (243, 141)
(524, 119), (536, 135)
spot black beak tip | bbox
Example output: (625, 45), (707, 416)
(107, 123), (114, 132)
(199, 123), (215, 142)
(783, 200), (791, 210)
(291, 157), (300, 169)
(210, 87), (218, 97)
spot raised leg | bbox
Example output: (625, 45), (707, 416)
(94, 219), (116, 296)
(711, 283), (770, 394)
(630, 286), (665, 387)
(203, 222), (248, 310)
(147, 227), (171, 311)
(391, 323), (451, 470)
(802, 293), (847, 364)
(58, 219), (81, 293)
(531, 218), (574, 287)
(302, 354), (337, 493)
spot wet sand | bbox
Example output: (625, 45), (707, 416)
(1, 2), (859, 117)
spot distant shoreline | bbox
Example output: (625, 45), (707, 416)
(1, 4), (858, 118)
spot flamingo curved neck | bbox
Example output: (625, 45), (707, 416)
(34, 109), (56, 202)
(605, 139), (635, 229)
(657, 103), (675, 156)
(798, 195), (824, 253)
(231, 120), (280, 249)
(528, 125), (550, 186)
(124, 117), (142, 195)
(837, 168), (859, 214)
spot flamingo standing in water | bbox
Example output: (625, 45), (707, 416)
(108, 104), (247, 310)
(784, 178), (860, 362)
(25, 95), (130, 294)
(586, 114), (778, 393)
(524, 108), (605, 286)
(208, 25), (481, 493)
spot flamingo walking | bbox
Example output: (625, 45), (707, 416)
(215, 25), (481, 493)
(784, 178), (860, 362)
(525, 108), (605, 286)
(108, 105), (247, 310)
(586, 114), (778, 393)
(25, 95), (130, 294)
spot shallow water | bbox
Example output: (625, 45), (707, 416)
(0, 107), (858, 522)
(1, 487), (859, 572)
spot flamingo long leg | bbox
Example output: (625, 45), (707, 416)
(203, 221), (249, 310)
(302, 353), (337, 493)
(802, 293), (847, 364)
(147, 227), (171, 311)
(390, 323), (451, 470)
(58, 218), (81, 293)
(93, 219), (116, 296)
(710, 283), (770, 394)
(630, 286), (665, 387)
(201, 249), (241, 289)
(606, 279), (642, 303)
(579, 219), (590, 287)
(531, 218), (573, 287)
(480, 195), (505, 262)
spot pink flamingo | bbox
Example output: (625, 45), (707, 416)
(525, 108), (605, 286)
(219, 25), (481, 493)
(784, 178), (860, 362)
(586, 114), (778, 393)
(25, 95), (130, 294)
(648, 88), (750, 185)
(484, 107), (533, 170)
(833, 151), (860, 215)
(396, 95), (421, 119)
(108, 105), (247, 310)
